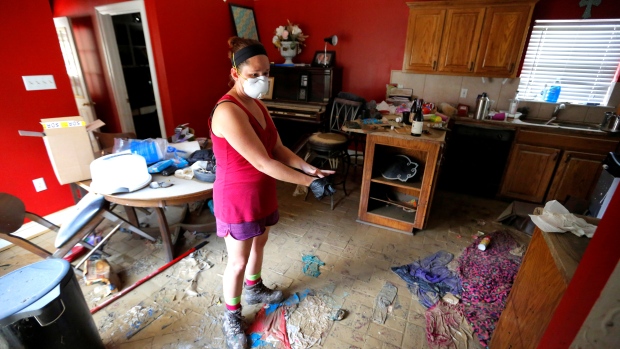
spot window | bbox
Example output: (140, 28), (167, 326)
(518, 19), (620, 106)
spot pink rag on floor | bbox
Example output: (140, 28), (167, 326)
(457, 230), (522, 347)
(425, 301), (475, 349)
(246, 306), (291, 349)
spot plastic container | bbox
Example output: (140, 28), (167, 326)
(0, 259), (104, 349)
(478, 236), (491, 251)
(545, 80), (561, 103)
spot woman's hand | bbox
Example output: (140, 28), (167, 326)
(301, 163), (335, 178)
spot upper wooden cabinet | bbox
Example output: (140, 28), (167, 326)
(437, 8), (485, 74)
(403, 0), (538, 78)
(475, 5), (532, 75)
(403, 8), (445, 73)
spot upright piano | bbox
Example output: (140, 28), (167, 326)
(263, 65), (341, 149)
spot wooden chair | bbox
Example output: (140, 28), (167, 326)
(0, 192), (155, 259)
(92, 131), (137, 154)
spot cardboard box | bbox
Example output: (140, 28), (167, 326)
(496, 201), (541, 236)
(20, 117), (105, 185)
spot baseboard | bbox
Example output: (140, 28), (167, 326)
(0, 206), (76, 252)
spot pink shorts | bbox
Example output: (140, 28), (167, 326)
(216, 210), (279, 241)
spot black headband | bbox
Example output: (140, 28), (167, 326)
(232, 44), (267, 68)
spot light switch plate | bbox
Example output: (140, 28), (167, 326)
(22, 75), (57, 91)
(33, 178), (47, 192)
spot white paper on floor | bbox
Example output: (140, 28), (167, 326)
(286, 295), (333, 349)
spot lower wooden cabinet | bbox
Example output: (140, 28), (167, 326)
(546, 151), (606, 203)
(500, 144), (559, 203)
(491, 227), (589, 348)
(499, 130), (618, 204)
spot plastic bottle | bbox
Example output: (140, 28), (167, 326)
(538, 84), (548, 101)
(509, 90), (520, 114)
(545, 79), (561, 103)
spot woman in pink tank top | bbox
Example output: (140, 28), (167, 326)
(210, 37), (335, 349)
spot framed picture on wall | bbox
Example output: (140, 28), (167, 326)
(229, 4), (259, 41)
(261, 77), (274, 100)
(312, 51), (336, 67)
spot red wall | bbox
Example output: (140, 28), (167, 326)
(0, 0), (79, 215)
(254, 0), (409, 102)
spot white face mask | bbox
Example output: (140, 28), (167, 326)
(240, 75), (269, 99)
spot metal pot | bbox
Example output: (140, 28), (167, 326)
(600, 112), (620, 132)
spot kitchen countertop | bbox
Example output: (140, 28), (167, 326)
(452, 116), (620, 139)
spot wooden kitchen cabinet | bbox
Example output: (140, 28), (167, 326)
(499, 129), (618, 204)
(358, 132), (444, 233)
(475, 5), (532, 76)
(546, 151), (606, 203)
(403, 0), (537, 77)
(500, 144), (560, 203)
(437, 8), (485, 74)
(490, 226), (590, 348)
(402, 8), (445, 73)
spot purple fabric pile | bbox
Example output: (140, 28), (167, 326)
(392, 250), (461, 308)
(457, 231), (522, 347)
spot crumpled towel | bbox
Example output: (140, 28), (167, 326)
(529, 200), (597, 238)
(301, 255), (325, 278)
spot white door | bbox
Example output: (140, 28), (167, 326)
(95, 1), (166, 138)
(54, 18), (98, 124)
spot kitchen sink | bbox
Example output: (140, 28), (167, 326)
(511, 119), (604, 132)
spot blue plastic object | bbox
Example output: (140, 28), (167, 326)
(130, 140), (162, 164)
(545, 81), (561, 103)
(147, 159), (173, 174)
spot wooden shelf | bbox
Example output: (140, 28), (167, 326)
(370, 177), (422, 192)
(367, 205), (416, 224)
(358, 133), (444, 232)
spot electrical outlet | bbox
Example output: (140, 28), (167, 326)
(460, 88), (468, 98)
(33, 178), (47, 192)
(22, 75), (57, 91)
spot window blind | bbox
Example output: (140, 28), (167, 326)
(518, 19), (620, 106)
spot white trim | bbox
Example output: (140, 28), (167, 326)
(95, 1), (166, 138)
(0, 206), (76, 252)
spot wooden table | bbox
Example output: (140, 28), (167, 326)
(78, 175), (214, 262)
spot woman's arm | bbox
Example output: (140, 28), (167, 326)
(271, 135), (335, 178)
(212, 102), (317, 187)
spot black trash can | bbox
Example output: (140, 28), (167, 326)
(0, 259), (104, 349)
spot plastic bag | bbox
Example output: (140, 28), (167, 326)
(113, 138), (168, 164)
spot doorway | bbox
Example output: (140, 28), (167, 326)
(95, 1), (166, 139)
(111, 13), (160, 139)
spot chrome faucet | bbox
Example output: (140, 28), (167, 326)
(545, 103), (565, 124)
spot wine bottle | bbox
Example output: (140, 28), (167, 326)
(411, 99), (424, 137)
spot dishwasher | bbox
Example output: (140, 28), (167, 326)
(439, 124), (515, 198)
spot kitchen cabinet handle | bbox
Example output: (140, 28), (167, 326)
(509, 63), (515, 73)
(469, 62), (474, 71)
(565, 154), (572, 163)
(432, 60), (437, 70)
(553, 152), (559, 161)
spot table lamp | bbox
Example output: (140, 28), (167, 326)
(323, 35), (338, 66)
